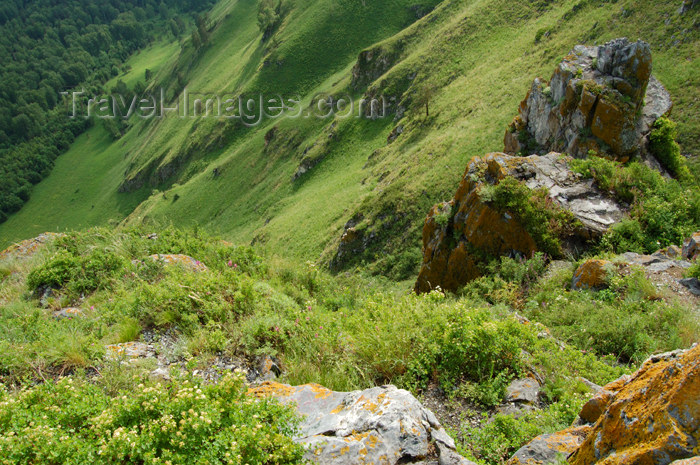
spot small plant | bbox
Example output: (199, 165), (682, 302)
(434, 203), (452, 227)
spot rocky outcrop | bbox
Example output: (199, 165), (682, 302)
(415, 152), (623, 293)
(0, 232), (64, 260)
(351, 44), (403, 91)
(504, 38), (672, 163)
(248, 381), (475, 465)
(509, 345), (700, 465)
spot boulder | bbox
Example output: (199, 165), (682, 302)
(0, 233), (64, 260)
(415, 152), (623, 293)
(105, 341), (156, 362)
(671, 458), (700, 465)
(505, 378), (541, 404)
(147, 254), (208, 272)
(504, 38), (671, 164)
(571, 259), (612, 290)
(570, 345), (700, 464)
(53, 307), (83, 320)
(679, 278), (700, 296)
(248, 382), (476, 465)
(511, 346), (700, 464)
(507, 426), (591, 465)
(682, 231), (700, 261)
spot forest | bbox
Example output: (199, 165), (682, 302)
(0, 0), (214, 223)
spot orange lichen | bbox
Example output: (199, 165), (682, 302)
(570, 345), (700, 465)
(572, 259), (612, 290)
(247, 381), (297, 398)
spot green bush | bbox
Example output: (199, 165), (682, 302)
(0, 373), (303, 465)
(570, 158), (700, 253)
(649, 117), (691, 180)
(460, 391), (584, 464)
(27, 249), (126, 295)
(527, 269), (692, 363)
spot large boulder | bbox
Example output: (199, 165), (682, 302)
(248, 381), (475, 465)
(415, 152), (623, 293)
(504, 38), (671, 163)
(509, 345), (700, 465)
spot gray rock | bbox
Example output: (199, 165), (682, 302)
(508, 427), (588, 465)
(519, 153), (624, 234)
(679, 278), (700, 296)
(105, 341), (156, 362)
(506, 378), (540, 404)
(53, 307), (83, 319)
(504, 38), (671, 167)
(249, 382), (476, 465)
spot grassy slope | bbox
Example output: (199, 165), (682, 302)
(1, 0), (698, 269)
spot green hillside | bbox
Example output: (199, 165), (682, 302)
(1, 0), (699, 277)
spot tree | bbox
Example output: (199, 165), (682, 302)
(257, 0), (281, 40)
(414, 83), (437, 118)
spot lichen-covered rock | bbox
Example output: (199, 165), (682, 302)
(507, 426), (591, 465)
(504, 38), (671, 163)
(511, 346), (700, 465)
(682, 231), (700, 261)
(569, 345), (700, 464)
(147, 254), (208, 272)
(671, 458), (700, 465)
(248, 381), (475, 465)
(53, 307), (83, 320)
(505, 378), (541, 404)
(105, 341), (156, 361)
(0, 232), (64, 260)
(571, 259), (612, 290)
(415, 152), (623, 293)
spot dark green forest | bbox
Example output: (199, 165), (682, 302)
(0, 0), (214, 223)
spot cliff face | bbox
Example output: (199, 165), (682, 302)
(414, 152), (623, 293)
(504, 38), (672, 165)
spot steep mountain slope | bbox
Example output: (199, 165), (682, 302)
(1, 0), (698, 279)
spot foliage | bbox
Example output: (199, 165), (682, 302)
(649, 117), (691, 180)
(0, 0), (214, 221)
(459, 391), (585, 464)
(480, 177), (578, 257)
(257, 0), (282, 40)
(570, 157), (700, 253)
(526, 264), (696, 364)
(0, 373), (304, 465)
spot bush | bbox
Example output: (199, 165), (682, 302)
(570, 158), (700, 253)
(649, 117), (691, 180)
(0, 374), (304, 464)
(27, 249), (126, 295)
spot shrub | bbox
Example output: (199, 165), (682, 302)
(649, 117), (691, 180)
(27, 249), (125, 295)
(570, 158), (700, 253)
(0, 374), (304, 464)
(460, 391), (584, 464)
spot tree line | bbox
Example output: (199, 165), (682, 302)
(0, 0), (214, 223)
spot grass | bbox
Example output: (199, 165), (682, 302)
(1, 226), (697, 464)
